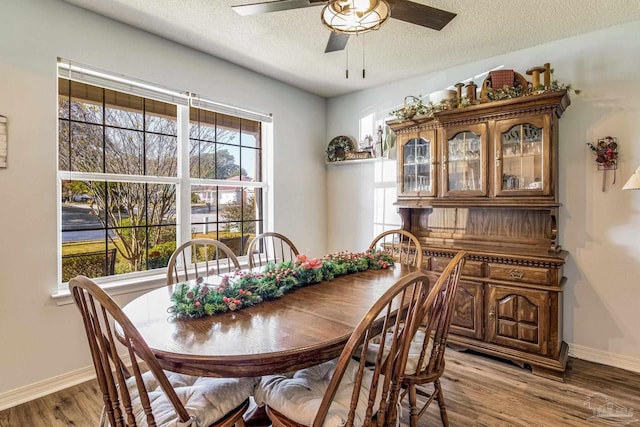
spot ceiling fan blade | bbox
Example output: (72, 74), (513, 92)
(325, 32), (350, 53)
(388, 0), (456, 30)
(232, 0), (325, 16)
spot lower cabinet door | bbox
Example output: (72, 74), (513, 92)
(486, 284), (549, 355)
(450, 280), (483, 340)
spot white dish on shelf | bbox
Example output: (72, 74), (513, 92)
(429, 89), (456, 105)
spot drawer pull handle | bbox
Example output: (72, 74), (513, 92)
(510, 269), (524, 279)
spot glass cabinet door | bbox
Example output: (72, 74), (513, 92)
(400, 130), (436, 197)
(443, 124), (487, 196)
(495, 115), (550, 196)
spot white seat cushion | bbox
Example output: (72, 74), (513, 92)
(253, 358), (383, 427)
(362, 327), (433, 375)
(123, 371), (256, 426)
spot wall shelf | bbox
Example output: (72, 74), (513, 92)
(325, 157), (390, 166)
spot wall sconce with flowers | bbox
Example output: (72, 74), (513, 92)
(587, 136), (618, 192)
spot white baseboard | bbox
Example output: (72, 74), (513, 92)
(568, 343), (640, 374)
(0, 365), (97, 412)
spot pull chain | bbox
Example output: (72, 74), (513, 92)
(345, 43), (349, 79)
(362, 34), (366, 79)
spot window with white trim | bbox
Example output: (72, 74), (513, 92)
(57, 60), (269, 284)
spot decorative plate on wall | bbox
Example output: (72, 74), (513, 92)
(326, 135), (354, 162)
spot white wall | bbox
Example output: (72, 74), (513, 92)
(326, 20), (640, 372)
(0, 0), (327, 398)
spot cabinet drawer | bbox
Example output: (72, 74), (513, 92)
(487, 263), (551, 285)
(431, 257), (483, 277)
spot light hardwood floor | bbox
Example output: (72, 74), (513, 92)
(2, 350), (639, 426)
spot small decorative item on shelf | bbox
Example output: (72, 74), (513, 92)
(352, 134), (374, 159)
(390, 94), (455, 121)
(326, 135), (354, 162)
(526, 66), (547, 90)
(481, 69), (528, 102)
(480, 64), (581, 101)
(465, 81), (478, 103)
(454, 83), (465, 107)
(587, 136), (618, 192)
(345, 151), (372, 160)
(383, 125), (396, 159)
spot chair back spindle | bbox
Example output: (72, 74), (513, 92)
(167, 238), (240, 285)
(369, 229), (423, 268)
(246, 232), (299, 269)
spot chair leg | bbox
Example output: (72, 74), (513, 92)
(434, 379), (449, 427)
(408, 384), (419, 427)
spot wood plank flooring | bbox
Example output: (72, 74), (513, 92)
(2, 349), (639, 426)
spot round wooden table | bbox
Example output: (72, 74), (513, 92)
(122, 264), (433, 377)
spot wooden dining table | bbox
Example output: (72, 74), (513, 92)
(122, 263), (436, 378)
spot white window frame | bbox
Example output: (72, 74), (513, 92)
(53, 59), (272, 301)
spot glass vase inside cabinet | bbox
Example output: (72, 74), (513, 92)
(399, 130), (436, 197)
(443, 123), (487, 197)
(495, 115), (551, 196)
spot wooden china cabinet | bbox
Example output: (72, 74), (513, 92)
(387, 90), (571, 381)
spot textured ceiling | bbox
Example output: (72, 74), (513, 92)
(61, 0), (640, 98)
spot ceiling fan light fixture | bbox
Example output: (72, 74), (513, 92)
(321, 0), (390, 35)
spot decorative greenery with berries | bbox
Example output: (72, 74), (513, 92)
(168, 249), (395, 318)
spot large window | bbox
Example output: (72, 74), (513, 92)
(58, 64), (267, 283)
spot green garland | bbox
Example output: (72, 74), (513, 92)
(168, 249), (395, 319)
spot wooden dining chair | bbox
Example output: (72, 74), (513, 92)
(400, 250), (466, 427)
(369, 229), (423, 268)
(69, 275), (255, 427)
(253, 270), (436, 427)
(246, 232), (299, 269)
(167, 238), (240, 285)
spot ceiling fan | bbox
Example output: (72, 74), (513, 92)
(232, 0), (456, 53)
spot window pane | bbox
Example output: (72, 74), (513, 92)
(216, 144), (241, 180)
(189, 139), (200, 178)
(217, 113), (240, 145)
(241, 147), (259, 181)
(68, 81), (104, 125)
(58, 98), (70, 120)
(70, 122), (103, 173)
(190, 108), (216, 142)
(194, 140), (216, 179)
(191, 185), (219, 237)
(105, 89), (143, 130)
(105, 128), (143, 175)
(58, 120), (70, 171)
(145, 100), (177, 135)
(241, 120), (261, 148)
(147, 225), (177, 269)
(146, 134), (177, 177)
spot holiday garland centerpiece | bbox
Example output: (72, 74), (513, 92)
(168, 249), (395, 318)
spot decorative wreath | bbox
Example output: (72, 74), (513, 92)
(326, 136), (354, 162)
